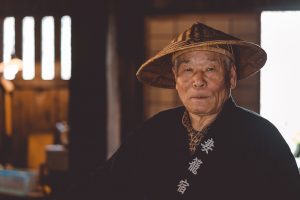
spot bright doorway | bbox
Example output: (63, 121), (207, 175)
(261, 11), (300, 159)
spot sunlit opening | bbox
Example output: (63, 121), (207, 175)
(261, 11), (300, 155)
(3, 17), (15, 80)
(42, 16), (55, 80)
(22, 17), (35, 80)
(61, 16), (72, 80)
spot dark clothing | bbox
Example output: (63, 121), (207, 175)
(182, 109), (208, 154)
(70, 98), (300, 200)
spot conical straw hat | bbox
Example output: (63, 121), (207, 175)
(136, 22), (267, 88)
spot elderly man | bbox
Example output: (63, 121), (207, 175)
(68, 22), (300, 200)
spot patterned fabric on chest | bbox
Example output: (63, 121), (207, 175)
(182, 110), (209, 155)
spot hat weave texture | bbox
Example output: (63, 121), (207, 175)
(136, 22), (267, 88)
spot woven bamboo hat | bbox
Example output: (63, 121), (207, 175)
(136, 22), (267, 88)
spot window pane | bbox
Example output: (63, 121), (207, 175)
(3, 17), (15, 80)
(61, 15), (72, 80)
(22, 16), (35, 80)
(42, 16), (55, 80)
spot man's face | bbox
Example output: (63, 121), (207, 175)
(173, 50), (236, 116)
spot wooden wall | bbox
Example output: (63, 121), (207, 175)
(14, 79), (69, 167)
(0, 69), (69, 168)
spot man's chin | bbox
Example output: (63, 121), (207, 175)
(187, 107), (220, 117)
(189, 109), (212, 116)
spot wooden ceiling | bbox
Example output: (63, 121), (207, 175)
(1, 0), (300, 17)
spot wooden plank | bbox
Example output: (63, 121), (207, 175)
(54, 17), (61, 79)
(13, 79), (68, 90)
(35, 17), (41, 80)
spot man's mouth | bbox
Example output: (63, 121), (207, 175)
(190, 96), (209, 100)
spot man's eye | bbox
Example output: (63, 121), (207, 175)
(184, 67), (193, 72)
(207, 67), (215, 72)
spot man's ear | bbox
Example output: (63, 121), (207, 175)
(230, 64), (237, 89)
(172, 67), (176, 78)
(172, 67), (178, 90)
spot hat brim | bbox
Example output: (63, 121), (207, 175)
(137, 40), (267, 88)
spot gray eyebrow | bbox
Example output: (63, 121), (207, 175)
(177, 59), (190, 64)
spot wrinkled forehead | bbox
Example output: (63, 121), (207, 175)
(175, 50), (228, 65)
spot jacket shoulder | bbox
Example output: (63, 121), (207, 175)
(233, 105), (276, 130)
(138, 106), (185, 128)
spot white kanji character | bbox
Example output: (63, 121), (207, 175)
(201, 138), (214, 154)
(188, 157), (203, 175)
(177, 179), (189, 194)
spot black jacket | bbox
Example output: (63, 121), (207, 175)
(69, 98), (300, 200)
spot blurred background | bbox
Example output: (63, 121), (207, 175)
(0, 0), (300, 199)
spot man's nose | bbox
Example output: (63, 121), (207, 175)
(192, 72), (206, 88)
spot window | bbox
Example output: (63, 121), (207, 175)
(2, 16), (72, 80)
(3, 17), (16, 80)
(41, 16), (55, 80)
(61, 16), (72, 80)
(22, 17), (35, 80)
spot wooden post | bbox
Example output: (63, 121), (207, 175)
(68, 0), (108, 189)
